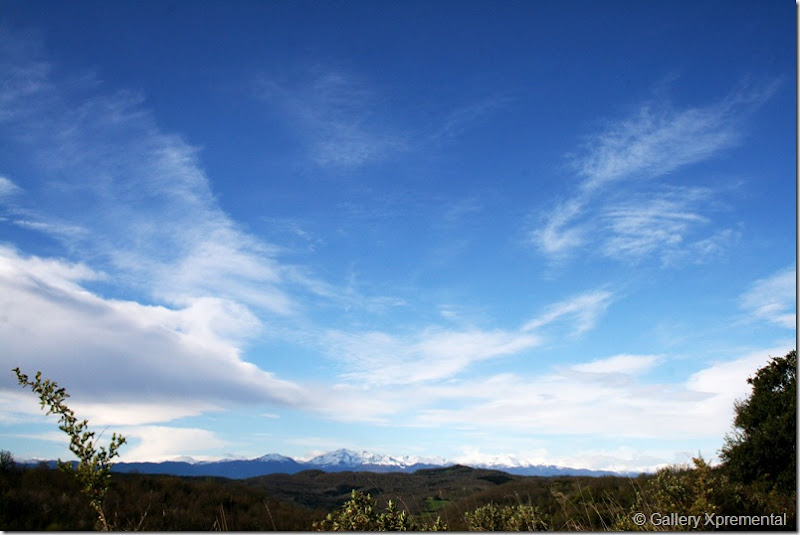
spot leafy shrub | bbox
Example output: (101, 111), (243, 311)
(611, 457), (720, 531)
(464, 501), (546, 531)
(312, 490), (447, 531)
(13, 368), (126, 530)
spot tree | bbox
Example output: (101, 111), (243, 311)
(0, 450), (17, 475)
(13, 367), (126, 531)
(719, 350), (796, 495)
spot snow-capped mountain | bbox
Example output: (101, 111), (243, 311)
(306, 449), (445, 470)
(305, 449), (447, 473)
(307, 448), (379, 466)
(255, 453), (295, 463)
(105, 448), (627, 479)
(456, 453), (536, 469)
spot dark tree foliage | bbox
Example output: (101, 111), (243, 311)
(0, 458), (322, 531)
(0, 456), (96, 530)
(720, 350), (796, 495)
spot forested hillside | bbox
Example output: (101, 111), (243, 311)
(0, 456), (795, 530)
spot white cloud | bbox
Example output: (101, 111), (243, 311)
(117, 425), (231, 462)
(0, 32), (432, 437)
(324, 327), (540, 386)
(532, 83), (775, 265)
(575, 101), (742, 192)
(534, 185), (736, 266)
(0, 246), (308, 426)
(687, 344), (794, 397)
(0, 31), (307, 316)
(600, 186), (712, 261)
(684, 343), (794, 436)
(10, 217), (89, 241)
(740, 266), (796, 329)
(0, 391), (55, 424)
(0, 244), (104, 291)
(0, 175), (21, 198)
(522, 290), (613, 335)
(361, 345), (791, 448)
(5, 424), (230, 464)
(453, 445), (676, 473)
(550, 447), (684, 473)
(571, 354), (660, 375)
(71, 401), (220, 427)
(532, 197), (588, 257)
(320, 289), (612, 388)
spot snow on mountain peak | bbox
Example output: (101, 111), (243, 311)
(256, 453), (294, 462)
(309, 448), (376, 466)
(306, 448), (442, 468)
(454, 453), (537, 469)
(168, 455), (197, 463)
(166, 449), (547, 471)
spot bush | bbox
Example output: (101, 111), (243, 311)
(13, 368), (126, 531)
(464, 502), (546, 531)
(312, 490), (447, 531)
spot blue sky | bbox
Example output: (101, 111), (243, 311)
(0, 0), (795, 472)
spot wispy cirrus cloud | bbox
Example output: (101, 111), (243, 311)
(740, 266), (796, 329)
(576, 104), (738, 193)
(323, 289), (611, 387)
(531, 82), (776, 264)
(431, 96), (511, 141)
(536, 186), (740, 266)
(257, 67), (515, 170)
(0, 29), (331, 430)
(0, 30), (440, 439)
(531, 197), (587, 257)
(522, 290), (613, 335)
(599, 185), (720, 262)
(324, 327), (540, 387)
(258, 68), (406, 168)
(0, 28), (323, 316)
(0, 175), (21, 198)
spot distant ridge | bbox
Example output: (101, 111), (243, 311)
(96, 448), (627, 479)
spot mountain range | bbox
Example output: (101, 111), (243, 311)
(100, 449), (627, 479)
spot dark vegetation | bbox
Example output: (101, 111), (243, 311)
(2, 350), (795, 530)
(1, 457), (795, 530)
